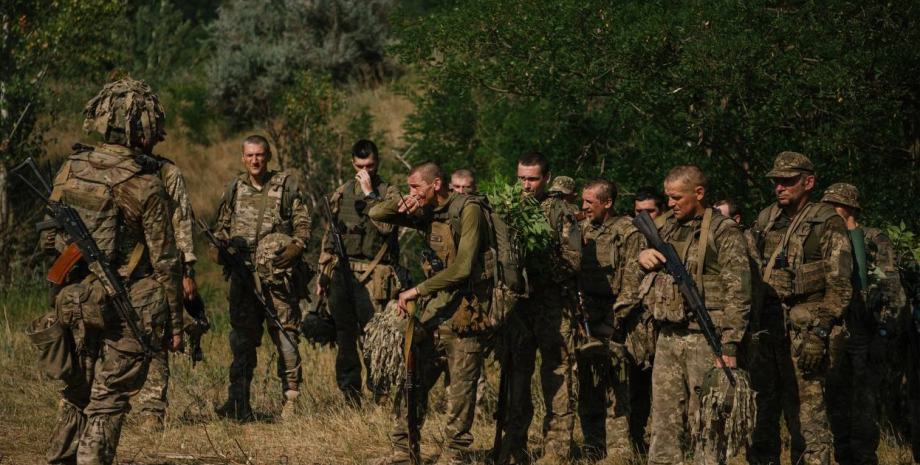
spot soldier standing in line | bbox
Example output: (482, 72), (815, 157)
(577, 179), (647, 462)
(713, 198), (743, 227)
(823, 183), (906, 465)
(209, 135), (311, 421)
(368, 161), (493, 465)
(633, 186), (667, 219)
(133, 152), (203, 430)
(450, 169), (477, 195)
(748, 152), (853, 465)
(316, 139), (401, 406)
(637, 165), (751, 465)
(500, 151), (582, 465)
(38, 78), (183, 464)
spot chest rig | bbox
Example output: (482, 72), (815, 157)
(425, 194), (493, 284)
(333, 180), (394, 262)
(228, 171), (292, 252)
(580, 216), (635, 297)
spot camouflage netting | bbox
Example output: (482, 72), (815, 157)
(365, 300), (408, 389)
(693, 367), (757, 461)
(83, 77), (166, 146)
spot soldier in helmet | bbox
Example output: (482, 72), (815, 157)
(576, 179), (647, 462)
(209, 135), (312, 421)
(39, 78), (183, 464)
(748, 152), (853, 465)
(316, 139), (401, 406)
(822, 183), (906, 465)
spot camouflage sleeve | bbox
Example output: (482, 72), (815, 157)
(160, 163), (197, 265)
(139, 177), (183, 335)
(870, 232), (907, 333)
(417, 203), (484, 296)
(612, 228), (647, 326)
(285, 178), (312, 250)
(550, 204), (582, 283)
(713, 221), (751, 352)
(820, 216), (854, 325)
(212, 187), (233, 243)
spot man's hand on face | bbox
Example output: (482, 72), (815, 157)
(638, 248), (666, 271)
(356, 170), (374, 196)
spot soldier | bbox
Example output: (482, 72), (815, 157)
(450, 169), (477, 195)
(823, 183), (906, 465)
(500, 151), (582, 464)
(713, 198), (742, 226)
(748, 152), (853, 465)
(39, 78), (183, 464)
(134, 153), (203, 430)
(368, 161), (493, 465)
(633, 186), (666, 219)
(209, 135), (311, 420)
(549, 175), (579, 207)
(316, 139), (401, 406)
(577, 179), (646, 462)
(637, 165), (750, 465)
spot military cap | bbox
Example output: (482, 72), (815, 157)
(766, 151), (814, 178)
(822, 183), (860, 209)
(549, 176), (576, 195)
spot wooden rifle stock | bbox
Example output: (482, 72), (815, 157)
(47, 242), (83, 285)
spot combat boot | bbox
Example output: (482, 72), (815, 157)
(281, 390), (299, 420)
(215, 398), (253, 422)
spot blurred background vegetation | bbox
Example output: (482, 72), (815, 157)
(1, 0), (919, 285)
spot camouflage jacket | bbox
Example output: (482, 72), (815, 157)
(752, 201), (853, 328)
(851, 225), (907, 334)
(524, 193), (582, 287)
(157, 158), (196, 266)
(213, 171), (312, 256)
(580, 215), (646, 326)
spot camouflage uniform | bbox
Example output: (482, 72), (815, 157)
(748, 153), (854, 465)
(318, 178), (401, 403)
(644, 208), (751, 465)
(368, 192), (493, 464)
(577, 215), (646, 460)
(42, 78), (181, 465)
(502, 193), (582, 463)
(822, 184), (906, 465)
(135, 158), (199, 422)
(212, 170), (311, 412)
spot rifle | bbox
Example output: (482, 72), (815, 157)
(196, 218), (296, 348)
(632, 210), (736, 386)
(492, 327), (513, 464)
(403, 300), (422, 465)
(575, 282), (604, 356)
(322, 196), (354, 285)
(182, 295), (211, 367)
(12, 157), (153, 356)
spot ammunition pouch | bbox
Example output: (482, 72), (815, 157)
(370, 264), (401, 301)
(642, 272), (687, 324)
(128, 276), (169, 349)
(765, 268), (795, 299)
(793, 261), (826, 297)
(625, 308), (658, 370)
(489, 282), (522, 329)
(25, 312), (79, 382)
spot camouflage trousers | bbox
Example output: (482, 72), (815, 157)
(576, 349), (632, 459)
(226, 276), (302, 404)
(133, 348), (169, 418)
(648, 325), (720, 465)
(327, 264), (387, 401)
(826, 328), (886, 465)
(502, 284), (576, 460)
(749, 312), (833, 465)
(628, 364), (653, 453)
(389, 323), (486, 458)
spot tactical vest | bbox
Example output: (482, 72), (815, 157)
(50, 147), (146, 277)
(755, 202), (837, 302)
(227, 171), (293, 251)
(580, 216), (636, 297)
(659, 210), (730, 310)
(427, 194), (495, 284)
(332, 180), (394, 262)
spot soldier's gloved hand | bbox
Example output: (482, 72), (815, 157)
(869, 336), (889, 366)
(797, 331), (827, 372)
(208, 246), (222, 265)
(274, 243), (302, 268)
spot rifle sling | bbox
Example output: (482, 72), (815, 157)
(763, 203), (816, 283)
(695, 208), (714, 303)
(252, 182), (272, 294)
(357, 241), (389, 282)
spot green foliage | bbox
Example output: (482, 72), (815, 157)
(484, 179), (552, 255)
(886, 221), (920, 306)
(394, 0), (920, 228)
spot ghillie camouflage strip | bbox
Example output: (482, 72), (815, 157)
(694, 367), (757, 461)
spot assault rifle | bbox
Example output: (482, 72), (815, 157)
(633, 211), (736, 386)
(575, 281), (604, 356)
(196, 219), (296, 348)
(182, 295), (210, 367)
(12, 157), (153, 356)
(492, 328), (513, 463)
(403, 300), (423, 465)
(322, 196), (353, 284)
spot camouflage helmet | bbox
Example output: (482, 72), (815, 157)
(766, 151), (814, 179)
(255, 233), (297, 283)
(821, 182), (860, 210)
(549, 176), (576, 195)
(82, 78), (166, 146)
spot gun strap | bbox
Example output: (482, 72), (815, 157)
(696, 208), (714, 303)
(763, 203), (816, 283)
(125, 243), (146, 280)
(667, 222), (696, 315)
(357, 241), (389, 282)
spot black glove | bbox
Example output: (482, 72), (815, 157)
(869, 336), (889, 366)
(797, 331), (827, 372)
(208, 246), (222, 265)
(273, 243), (302, 269)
